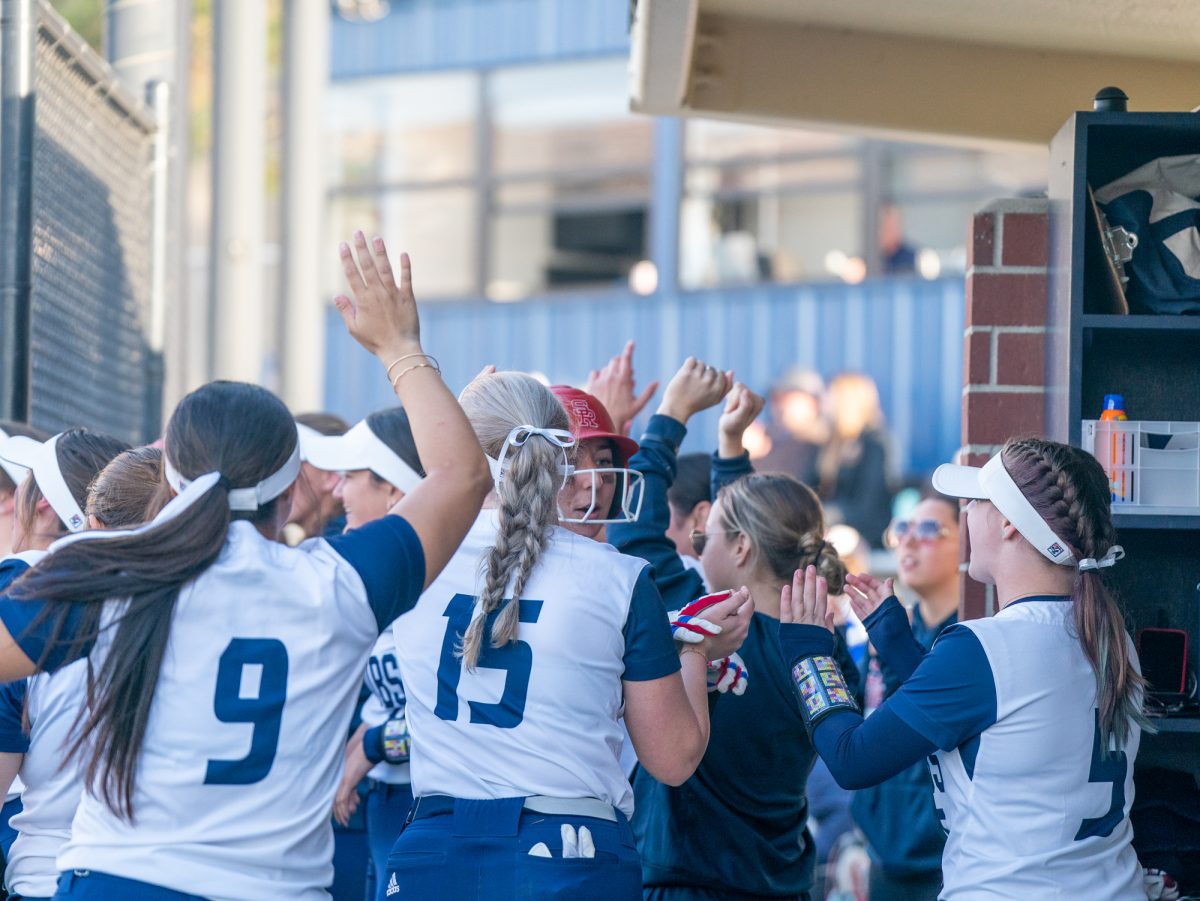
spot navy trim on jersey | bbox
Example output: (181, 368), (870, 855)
(885, 625), (997, 752)
(0, 679), (28, 754)
(0, 558), (32, 594)
(327, 514), (426, 631)
(960, 733), (982, 780)
(0, 592), (90, 674)
(862, 597), (926, 682)
(1002, 594), (1071, 608)
(812, 705), (939, 790)
(621, 567), (680, 682)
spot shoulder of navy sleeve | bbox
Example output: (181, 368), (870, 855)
(883, 624), (997, 752)
(0, 558), (32, 594)
(621, 565), (681, 682)
(327, 515), (426, 630)
(0, 593), (90, 673)
(639, 414), (687, 451)
(0, 679), (28, 754)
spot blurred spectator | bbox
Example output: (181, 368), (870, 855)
(665, 453), (712, 577)
(880, 203), (917, 275)
(748, 366), (828, 487)
(818, 373), (894, 548)
(852, 493), (960, 900)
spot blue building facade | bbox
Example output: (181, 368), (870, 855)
(324, 0), (1042, 477)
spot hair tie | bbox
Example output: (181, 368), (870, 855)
(1078, 545), (1124, 573)
(216, 475), (233, 491)
(488, 425), (576, 491)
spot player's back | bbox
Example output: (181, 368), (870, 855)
(397, 510), (653, 817)
(936, 598), (1143, 900)
(59, 521), (380, 901)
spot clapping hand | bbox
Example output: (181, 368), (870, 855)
(844, 573), (895, 622)
(779, 565), (834, 633)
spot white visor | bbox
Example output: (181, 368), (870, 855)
(164, 441), (302, 513)
(0, 433), (87, 532)
(299, 419), (422, 494)
(933, 452), (1075, 566)
(0, 428), (31, 486)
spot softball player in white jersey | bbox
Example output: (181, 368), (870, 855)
(384, 370), (753, 901)
(778, 438), (1146, 900)
(0, 236), (491, 901)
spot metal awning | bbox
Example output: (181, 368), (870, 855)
(630, 0), (1200, 146)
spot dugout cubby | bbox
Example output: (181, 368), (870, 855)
(1047, 101), (1200, 761)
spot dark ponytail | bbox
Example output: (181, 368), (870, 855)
(10, 382), (297, 819)
(1001, 438), (1149, 750)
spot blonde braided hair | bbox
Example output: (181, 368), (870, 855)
(457, 373), (569, 670)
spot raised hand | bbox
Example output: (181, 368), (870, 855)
(334, 232), (422, 361)
(844, 572), (896, 622)
(718, 383), (766, 458)
(780, 565), (834, 633)
(657, 357), (732, 426)
(586, 340), (659, 435)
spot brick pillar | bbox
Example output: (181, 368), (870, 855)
(958, 198), (1050, 619)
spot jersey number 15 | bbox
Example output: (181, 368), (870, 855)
(434, 593), (543, 729)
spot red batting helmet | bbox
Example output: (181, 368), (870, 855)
(549, 386), (639, 466)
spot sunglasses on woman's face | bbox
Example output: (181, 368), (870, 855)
(885, 518), (952, 549)
(690, 529), (738, 556)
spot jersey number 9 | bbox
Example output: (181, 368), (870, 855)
(434, 593), (543, 729)
(204, 638), (290, 785)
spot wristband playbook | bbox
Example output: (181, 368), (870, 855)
(792, 655), (859, 727)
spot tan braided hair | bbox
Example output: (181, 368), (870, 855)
(1001, 438), (1149, 750)
(457, 372), (570, 671)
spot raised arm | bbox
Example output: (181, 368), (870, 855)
(712, 382), (762, 495)
(334, 233), (491, 590)
(777, 567), (995, 791)
(607, 358), (731, 610)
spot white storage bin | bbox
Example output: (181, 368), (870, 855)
(1082, 420), (1200, 513)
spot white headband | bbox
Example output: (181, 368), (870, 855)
(298, 419), (422, 493)
(933, 452), (1076, 566)
(0, 432), (87, 532)
(48, 471), (223, 553)
(488, 426), (576, 490)
(0, 428), (31, 486)
(163, 442), (301, 512)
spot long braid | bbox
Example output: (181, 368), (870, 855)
(460, 437), (559, 670)
(1002, 438), (1148, 750)
(457, 372), (570, 671)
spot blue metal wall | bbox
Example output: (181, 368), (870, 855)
(324, 277), (965, 479)
(330, 0), (629, 79)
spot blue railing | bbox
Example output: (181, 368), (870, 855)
(323, 277), (965, 478)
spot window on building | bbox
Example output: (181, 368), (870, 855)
(486, 58), (653, 300)
(325, 72), (479, 298)
(681, 122), (864, 288)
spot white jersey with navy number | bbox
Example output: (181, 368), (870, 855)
(0, 515), (425, 901)
(888, 597), (1143, 900)
(361, 626), (410, 784)
(395, 510), (679, 817)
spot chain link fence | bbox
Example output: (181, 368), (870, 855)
(4, 3), (161, 444)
